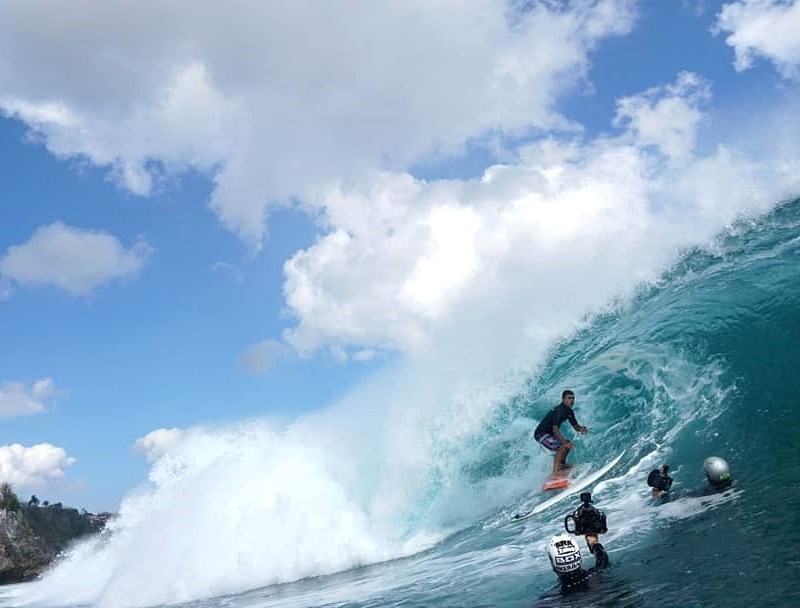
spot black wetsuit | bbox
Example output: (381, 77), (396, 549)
(536, 544), (622, 606)
(534, 404), (579, 440)
(557, 543), (609, 595)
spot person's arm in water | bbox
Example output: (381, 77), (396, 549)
(584, 535), (609, 570)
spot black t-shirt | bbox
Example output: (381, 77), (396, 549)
(534, 404), (578, 439)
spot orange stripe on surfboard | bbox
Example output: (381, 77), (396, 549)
(542, 477), (570, 491)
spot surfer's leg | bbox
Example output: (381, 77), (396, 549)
(553, 443), (571, 475)
(539, 434), (576, 477)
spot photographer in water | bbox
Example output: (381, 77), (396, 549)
(647, 464), (674, 498)
(645, 457), (732, 500)
(545, 492), (610, 594)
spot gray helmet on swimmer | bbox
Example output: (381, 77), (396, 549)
(703, 456), (732, 488)
(546, 534), (583, 575)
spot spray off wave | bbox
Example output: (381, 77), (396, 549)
(13, 421), (445, 607)
(9, 197), (800, 608)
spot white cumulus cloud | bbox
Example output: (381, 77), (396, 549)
(0, 378), (57, 418)
(280, 72), (799, 361)
(0, 222), (153, 295)
(715, 0), (800, 78)
(0, 443), (76, 487)
(614, 71), (712, 159)
(134, 428), (186, 462)
(0, 0), (638, 249)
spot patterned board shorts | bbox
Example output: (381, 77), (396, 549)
(536, 433), (563, 451)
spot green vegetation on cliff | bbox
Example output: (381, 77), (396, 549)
(0, 483), (112, 584)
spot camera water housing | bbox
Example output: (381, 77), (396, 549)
(564, 492), (608, 535)
(647, 466), (673, 493)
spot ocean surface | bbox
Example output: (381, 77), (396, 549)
(3, 198), (800, 608)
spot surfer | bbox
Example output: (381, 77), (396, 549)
(534, 390), (588, 476)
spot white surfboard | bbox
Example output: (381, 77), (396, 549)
(512, 450), (625, 522)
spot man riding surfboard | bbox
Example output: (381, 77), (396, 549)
(534, 390), (588, 477)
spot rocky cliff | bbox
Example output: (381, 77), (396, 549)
(0, 502), (111, 584)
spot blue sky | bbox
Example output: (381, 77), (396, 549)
(0, 118), (383, 509)
(1, 0), (799, 512)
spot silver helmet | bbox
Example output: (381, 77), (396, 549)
(703, 456), (731, 487)
(547, 534), (583, 575)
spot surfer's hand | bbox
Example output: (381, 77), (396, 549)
(565, 440), (575, 449)
(578, 425), (588, 434)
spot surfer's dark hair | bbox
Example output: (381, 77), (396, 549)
(562, 390), (574, 399)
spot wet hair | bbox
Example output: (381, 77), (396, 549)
(562, 390), (574, 399)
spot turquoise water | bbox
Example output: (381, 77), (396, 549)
(4, 198), (800, 607)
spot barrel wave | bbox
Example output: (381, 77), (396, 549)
(4, 198), (800, 608)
